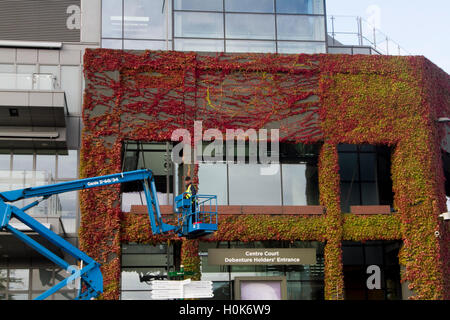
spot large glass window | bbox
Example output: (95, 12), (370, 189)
(338, 144), (393, 212)
(174, 12), (223, 38)
(102, 0), (171, 50)
(175, 0), (223, 11)
(198, 142), (320, 206)
(277, 15), (325, 41)
(124, 0), (168, 40)
(342, 241), (402, 300)
(0, 260), (76, 300)
(102, 0), (123, 38)
(276, 0), (324, 14)
(171, 0), (327, 54)
(229, 163), (282, 205)
(57, 150), (78, 179)
(226, 14), (275, 40)
(225, 0), (274, 13)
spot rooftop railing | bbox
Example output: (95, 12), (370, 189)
(327, 15), (411, 56)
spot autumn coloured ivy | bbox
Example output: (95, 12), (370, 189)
(81, 49), (449, 300)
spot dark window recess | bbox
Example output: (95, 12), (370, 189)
(342, 241), (402, 300)
(441, 150), (450, 196)
(120, 141), (173, 194)
(338, 144), (393, 212)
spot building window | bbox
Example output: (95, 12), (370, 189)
(198, 142), (320, 206)
(120, 243), (180, 300)
(102, 0), (171, 50)
(0, 149), (79, 233)
(0, 259), (76, 300)
(338, 144), (393, 213)
(199, 241), (324, 300)
(121, 142), (175, 210)
(342, 241), (402, 300)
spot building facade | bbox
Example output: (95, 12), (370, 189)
(1, 0), (449, 300)
(82, 49), (450, 300)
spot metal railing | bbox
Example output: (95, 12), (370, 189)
(327, 15), (411, 56)
(0, 73), (58, 90)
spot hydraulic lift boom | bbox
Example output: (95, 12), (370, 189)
(0, 169), (217, 300)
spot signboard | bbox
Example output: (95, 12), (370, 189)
(208, 248), (316, 265)
(150, 279), (213, 300)
(0, 0), (80, 42)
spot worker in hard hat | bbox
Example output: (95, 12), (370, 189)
(184, 176), (197, 223)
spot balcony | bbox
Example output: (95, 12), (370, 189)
(0, 73), (58, 91)
(0, 73), (67, 151)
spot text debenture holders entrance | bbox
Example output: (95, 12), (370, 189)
(208, 248), (317, 265)
(225, 251), (300, 263)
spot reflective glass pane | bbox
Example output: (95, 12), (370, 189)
(340, 182), (360, 212)
(228, 164), (281, 205)
(31, 268), (53, 290)
(226, 14), (275, 39)
(277, 41), (326, 54)
(360, 153), (376, 181)
(287, 281), (324, 300)
(282, 164), (319, 205)
(124, 0), (169, 39)
(124, 40), (170, 50)
(361, 182), (378, 205)
(0, 154), (10, 170)
(8, 293), (28, 300)
(175, 39), (224, 52)
(57, 191), (77, 233)
(102, 38), (122, 49)
(226, 40), (276, 53)
(174, 12), (223, 38)
(276, 0), (324, 14)
(36, 154), (56, 178)
(12, 154), (33, 171)
(198, 163), (228, 205)
(277, 15), (325, 41)
(8, 269), (29, 290)
(0, 64), (14, 73)
(338, 153), (359, 181)
(0, 269), (6, 289)
(102, 0), (123, 38)
(225, 0), (274, 13)
(57, 150), (78, 179)
(175, 0), (223, 11)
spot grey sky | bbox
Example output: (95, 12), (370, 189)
(326, 0), (450, 74)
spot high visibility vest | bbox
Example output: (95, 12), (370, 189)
(185, 183), (196, 199)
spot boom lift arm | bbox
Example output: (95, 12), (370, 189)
(0, 169), (217, 300)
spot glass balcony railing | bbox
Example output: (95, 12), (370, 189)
(0, 73), (58, 90)
(0, 170), (61, 217)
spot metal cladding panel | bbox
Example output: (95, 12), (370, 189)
(0, 0), (80, 42)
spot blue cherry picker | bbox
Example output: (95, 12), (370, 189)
(0, 169), (217, 300)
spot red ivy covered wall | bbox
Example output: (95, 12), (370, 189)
(81, 49), (450, 300)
